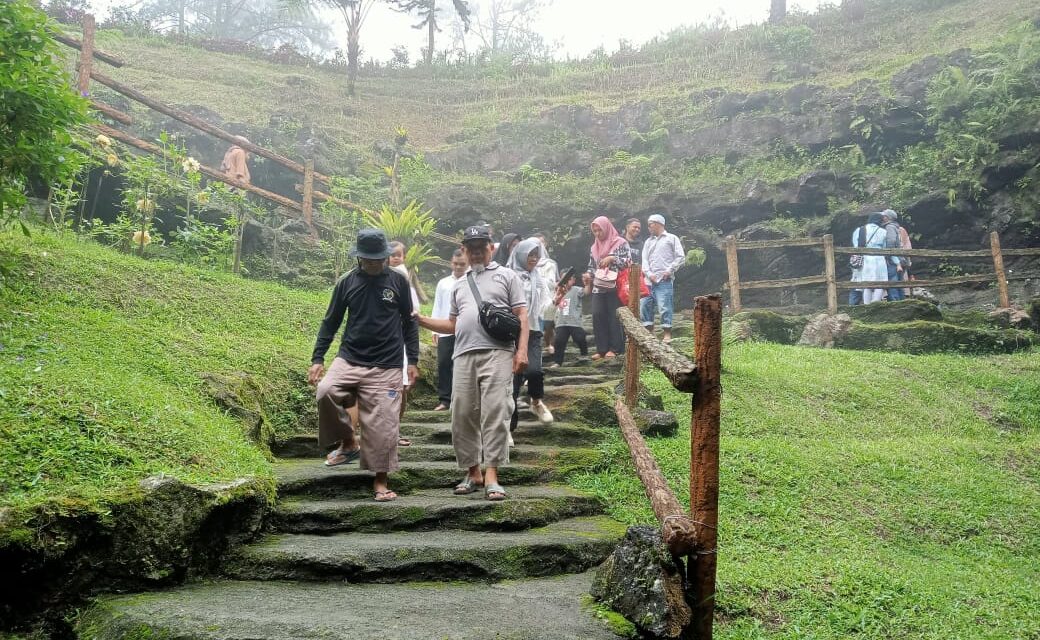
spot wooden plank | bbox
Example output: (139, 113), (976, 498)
(302, 159), (315, 231)
(991, 231), (1011, 308)
(89, 99), (132, 125)
(53, 32), (126, 67)
(836, 274), (994, 289)
(625, 264), (642, 408)
(89, 70), (331, 184)
(1001, 248), (1040, 257)
(727, 275), (828, 291)
(616, 307), (697, 393)
(76, 14), (95, 96)
(725, 236), (741, 312)
(823, 234), (837, 315)
(615, 397), (699, 556)
(689, 294), (723, 640)
(735, 237), (824, 249)
(298, 185), (376, 215)
(93, 124), (303, 212)
(833, 247), (992, 258)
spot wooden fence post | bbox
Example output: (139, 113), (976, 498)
(724, 236), (741, 312)
(77, 14), (96, 96)
(823, 234), (838, 315)
(625, 264), (642, 408)
(303, 159), (315, 235)
(688, 294), (722, 640)
(990, 231), (1011, 309)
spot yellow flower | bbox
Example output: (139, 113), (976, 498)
(95, 134), (112, 148)
(196, 191), (211, 206)
(132, 230), (152, 246)
(135, 198), (156, 214)
(106, 153), (119, 167)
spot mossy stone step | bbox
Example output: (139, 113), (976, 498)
(270, 485), (604, 534)
(224, 516), (625, 583)
(545, 374), (618, 386)
(274, 460), (559, 498)
(274, 437), (598, 466)
(77, 572), (626, 639)
(395, 421), (605, 447)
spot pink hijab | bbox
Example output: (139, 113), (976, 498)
(590, 216), (626, 261)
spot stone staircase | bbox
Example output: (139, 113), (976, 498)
(79, 358), (632, 640)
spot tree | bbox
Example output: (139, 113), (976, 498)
(468, 0), (552, 61)
(0, 0), (89, 227)
(388, 0), (470, 66)
(769, 0), (787, 24)
(282, 0), (376, 96)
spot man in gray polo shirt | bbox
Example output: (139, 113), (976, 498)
(418, 225), (528, 501)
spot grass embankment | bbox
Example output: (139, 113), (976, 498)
(0, 231), (330, 541)
(573, 342), (1040, 639)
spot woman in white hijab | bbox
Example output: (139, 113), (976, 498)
(506, 238), (554, 430)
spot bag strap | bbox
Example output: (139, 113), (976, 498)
(466, 271), (485, 307)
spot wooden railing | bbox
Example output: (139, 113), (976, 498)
(723, 232), (1040, 313)
(616, 264), (723, 640)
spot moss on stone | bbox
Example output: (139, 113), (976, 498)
(844, 299), (943, 324)
(581, 595), (639, 638)
(729, 310), (808, 345)
(836, 320), (1035, 354)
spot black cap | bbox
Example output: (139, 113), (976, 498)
(463, 225), (492, 242)
(350, 228), (392, 259)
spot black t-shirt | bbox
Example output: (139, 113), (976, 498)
(311, 267), (419, 368)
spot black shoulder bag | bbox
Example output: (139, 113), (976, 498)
(467, 271), (521, 342)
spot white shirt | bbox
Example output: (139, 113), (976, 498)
(431, 273), (461, 337)
(642, 231), (685, 282)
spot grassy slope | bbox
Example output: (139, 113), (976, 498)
(573, 343), (1040, 638)
(90, 0), (1038, 151)
(0, 231), (328, 537)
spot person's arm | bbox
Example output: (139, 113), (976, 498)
(582, 272), (593, 295)
(513, 305), (529, 374)
(420, 283), (457, 334)
(666, 235), (685, 278)
(309, 278), (349, 384)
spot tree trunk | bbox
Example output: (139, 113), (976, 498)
(426, 0), (436, 65)
(769, 0), (787, 23)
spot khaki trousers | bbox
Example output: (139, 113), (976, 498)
(315, 357), (402, 473)
(450, 348), (514, 468)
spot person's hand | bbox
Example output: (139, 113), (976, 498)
(897, 265), (904, 274)
(598, 256), (614, 269)
(308, 363), (325, 386)
(649, 273), (659, 284)
(582, 272), (592, 285)
(663, 271), (671, 280)
(513, 350), (528, 374)
(432, 334), (439, 345)
(407, 365), (419, 387)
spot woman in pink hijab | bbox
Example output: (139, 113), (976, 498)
(584, 216), (631, 359)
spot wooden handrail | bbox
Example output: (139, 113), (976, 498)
(54, 31), (126, 67)
(90, 99), (132, 125)
(833, 247), (994, 258)
(724, 274), (828, 291)
(615, 398), (700, 556)
(733, 237), (824, 249)
(616, 307), (697, 393)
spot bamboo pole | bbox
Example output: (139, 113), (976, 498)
(76, 15), (95, 96)
(823, 234), (837, 315)
(93, 124), (303, 213)
(615, 397), (699, 555)
(89, 70), (331, 185)
(54, 32), (126, 67)
(688, 294), (723, 640)
(990, 232), (1011, 309)
(625, 264), (642, 408)
(724, 236), (741, 312)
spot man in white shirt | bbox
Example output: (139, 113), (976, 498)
(640, 214), (685, 344)
(431, 249), (468, 411)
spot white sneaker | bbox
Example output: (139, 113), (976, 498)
(507, 431), (515, 447)
(532, 400), (554, 425)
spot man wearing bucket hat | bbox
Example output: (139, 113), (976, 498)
(641, 213), (685, 344)
(309, 229), (420, 502)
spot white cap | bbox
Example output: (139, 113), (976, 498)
(648, 214), (666, 226)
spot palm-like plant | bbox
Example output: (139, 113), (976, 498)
(364, 200), (438, 300)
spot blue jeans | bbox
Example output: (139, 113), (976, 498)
(640, 279), (674, 328)
(887, 263), (905, 301)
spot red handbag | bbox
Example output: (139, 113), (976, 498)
(616, 268), (650, 306)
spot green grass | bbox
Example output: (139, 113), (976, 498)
(571, 341), (1040, 639)
(0, 230), (333, 539)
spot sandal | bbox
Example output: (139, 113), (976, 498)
(590, 353), (604, 361)
(485, 482), (507, 501)
(604, 351), (617, 359)
(324, 446), (361, 467)
(398, 437), (412, 447)
(374, 490), (397, 502)
(433, 403), (449, 411)
(453, 477), (483, 495)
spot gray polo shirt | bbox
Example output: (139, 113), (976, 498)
(450, 262), (526, 359)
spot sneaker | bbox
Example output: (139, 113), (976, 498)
(548, 363), (561, 369)
(547, 345), (555, 355)
(507, 431), (515, 447)
(532, 400), (554, 425)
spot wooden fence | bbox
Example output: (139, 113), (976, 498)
(61, 15), (456, 267)
(723, 232), (1040, 314)
(616, 265), (723, 639)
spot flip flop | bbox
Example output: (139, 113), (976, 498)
(485, 482), (507, 501)
(453, 477), (484, 495)
(324, 447), (361, 467)
(398, 438), (412, 447)
(374, 490), (397, 502)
